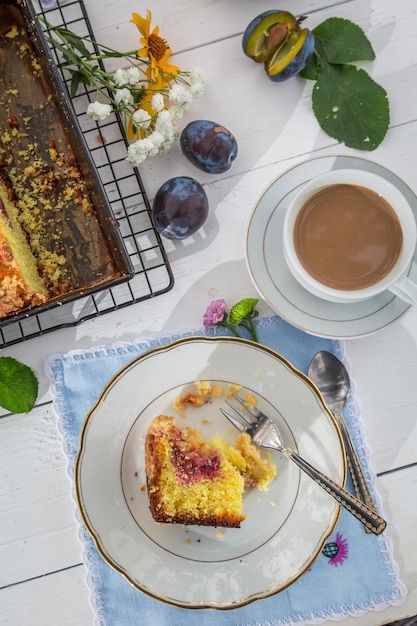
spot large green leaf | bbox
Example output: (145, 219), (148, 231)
(312, 63), (390, 150)
(313, 17), (375, 63)
(0, 357), (38, 413)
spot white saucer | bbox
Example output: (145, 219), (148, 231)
(246, 155), (417, 339)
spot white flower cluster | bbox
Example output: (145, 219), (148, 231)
(86, 65), (207, 166)
(127, 67), (207, 167)
(114, 66), (141, 86)
(86, 101), (112, 122)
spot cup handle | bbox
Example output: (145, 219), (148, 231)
(388, 273), (417, 305)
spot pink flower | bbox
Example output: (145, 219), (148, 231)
(203, 299), (226, 327)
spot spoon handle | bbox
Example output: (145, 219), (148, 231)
(334, 408), (379, 530)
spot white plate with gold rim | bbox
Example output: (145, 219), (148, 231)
(246, 155), (417, 339)
(75, 336), (345, 609)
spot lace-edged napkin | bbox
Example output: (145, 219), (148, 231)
(45, 315), (406, 626)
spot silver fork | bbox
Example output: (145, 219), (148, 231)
(220, 394), (387, 536)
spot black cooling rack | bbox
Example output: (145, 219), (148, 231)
(0, 0), (174, 347)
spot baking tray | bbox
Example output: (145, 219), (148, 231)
(0, 0), (135, 329)
(0, 0), (174, 347)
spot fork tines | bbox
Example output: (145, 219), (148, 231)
(219, 407), (246, 432)
(230, 393), (263, 419)
(220, 393), (260, 432)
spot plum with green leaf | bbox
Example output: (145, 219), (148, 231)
(242, 10), (315, 81)
(243, 12), (389, 151)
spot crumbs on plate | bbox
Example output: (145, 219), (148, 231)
(173, 381), (258, 414)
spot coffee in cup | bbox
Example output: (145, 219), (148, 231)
(283, 169), (417, 304)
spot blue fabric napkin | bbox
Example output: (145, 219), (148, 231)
(45, 315), (406, 626)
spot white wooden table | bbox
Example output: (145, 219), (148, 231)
(0, 0), (416, 624)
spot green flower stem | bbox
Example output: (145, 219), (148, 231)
(86, 48), (140, 60)
(244, 317), (259, 343)
(224, 323), (241, 338)
(236, 321), (258, 343)
(60, 50), (144, 69)
(217, 321), (241, 338)
(217, 320), (259, 342)
(43, 18), (193, 104)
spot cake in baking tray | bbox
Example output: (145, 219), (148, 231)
(0, 173), (48, 317)
(145, 414), (277, 528)
(0, 1), (132, 322)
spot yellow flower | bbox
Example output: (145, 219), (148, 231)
(131, 9), (180, 82)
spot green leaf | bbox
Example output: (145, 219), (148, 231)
(68, 68), (94, 96)
(313, 17), (375, 63)
(0, 357), (38, 413)
(229, 298), (259, 326)
(54, 28), (92, 59)
(312, 63), (390, 150)
(299, 55), (319, 81)
(132, 87), (147, 105)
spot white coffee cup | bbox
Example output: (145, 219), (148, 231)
(282, 169), (417, 304)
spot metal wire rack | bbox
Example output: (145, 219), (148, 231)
(0, 0), (174, 347)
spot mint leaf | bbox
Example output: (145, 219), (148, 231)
(229, 298), (259, 326)
(0, 357), (38, 413)
(312, 62), (389, 150)
(313, 17), (375, 63)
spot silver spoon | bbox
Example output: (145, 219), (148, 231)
(308, 351), (379, 530)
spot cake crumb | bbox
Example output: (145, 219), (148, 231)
(5, 25), (19, 39)
(244, 393), (256, 406)
(226, 384), (242, 398)
(173, 392), (206, 412)
(173, 381), (227, 412)
(194, 380), (212, 396)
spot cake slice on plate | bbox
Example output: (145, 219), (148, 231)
(145, 415), (276, 528)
